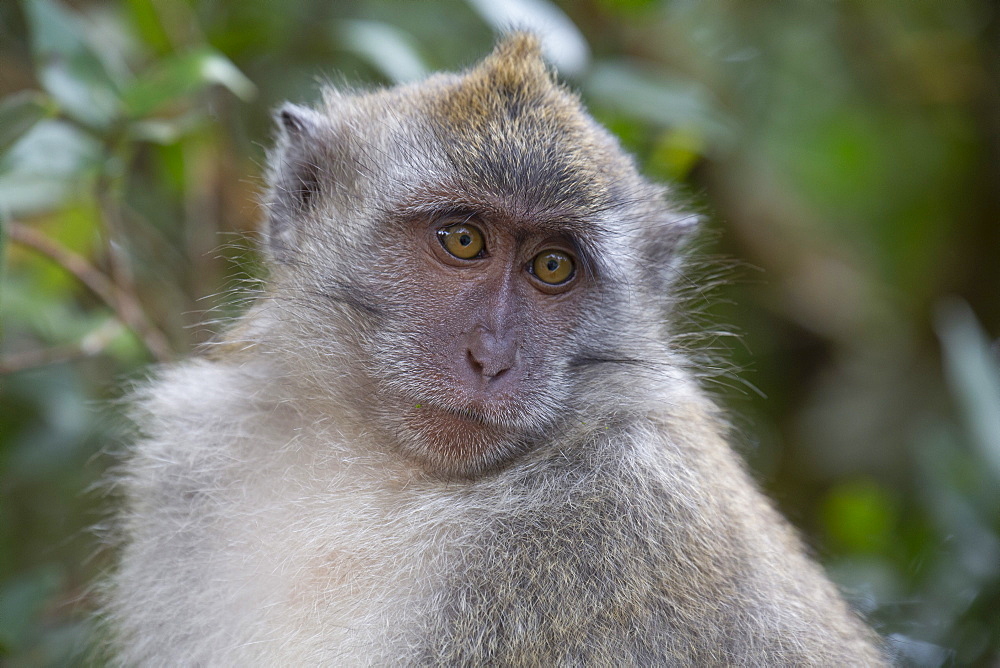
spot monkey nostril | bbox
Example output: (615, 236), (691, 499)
(466, 327), (518, 381)
(466, 347), (513, 381)
(467, 349), (484, 375)
(486, 366), (510, 382)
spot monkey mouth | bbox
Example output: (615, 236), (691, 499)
(399, 396), (538, 445)
(408, 401), (497, 428)
(394, 383), (551, 434)
(393, 394), (554, 477)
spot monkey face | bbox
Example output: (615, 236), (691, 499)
(262, 35), (690, 478)
(356, 206), (595, 477)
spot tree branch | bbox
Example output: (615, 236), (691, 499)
(5, 221), (174, 363)
(0, 319), (126, 374)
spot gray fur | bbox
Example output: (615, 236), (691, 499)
(103, 34), (886, 666)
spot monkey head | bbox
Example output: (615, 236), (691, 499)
(262, 33), (694, 477)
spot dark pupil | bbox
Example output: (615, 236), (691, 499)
(459, 234), (471, 246)
(546, 259), (559, 272)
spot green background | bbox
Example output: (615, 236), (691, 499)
(1, 0), (998, 664)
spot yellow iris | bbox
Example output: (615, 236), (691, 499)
(438, 223), (485, 259)
(532, 250), (574, 285)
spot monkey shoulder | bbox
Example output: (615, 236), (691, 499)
(125, 359), (278, 477)
(410, 410), (886, 666)
(112, 357), (445, 664)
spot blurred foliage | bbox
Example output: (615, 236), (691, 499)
(1, 0), (998, 665)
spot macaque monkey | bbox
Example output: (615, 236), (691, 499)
(105, 33), (886, 665)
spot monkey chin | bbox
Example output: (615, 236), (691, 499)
(395, 402), (531, 477)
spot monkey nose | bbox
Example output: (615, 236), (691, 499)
(466, 329), (517, 381)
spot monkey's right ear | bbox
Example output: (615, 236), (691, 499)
(278, 103), (323, 137)
(265, 103), (329, 262)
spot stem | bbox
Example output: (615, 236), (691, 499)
(6, 221), (174, 363)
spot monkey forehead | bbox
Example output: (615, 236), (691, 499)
(319, 33), (649, 224)
(421, 34), (641, 213)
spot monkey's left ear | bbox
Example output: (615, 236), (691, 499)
(265, 103), (330, 262)
(637, 210), (701, 299)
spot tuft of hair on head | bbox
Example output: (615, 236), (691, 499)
(475, 31), (552, 92)
(433, 32), (575, 133)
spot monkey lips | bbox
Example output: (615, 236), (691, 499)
(392, 398), (540, 475)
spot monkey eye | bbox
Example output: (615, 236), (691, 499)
(438, 223), (485, 259)
(531, 250), (575, 285)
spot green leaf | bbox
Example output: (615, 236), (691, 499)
(22, 0), (123, 129)
(335, 20), (428, 84)
(122, 0), (173, 56)
(37, 59), (122, 129)
(464, 0), (590, 76)
(822, 478), (897, 554)
(127, 116), (203, 145)
(0, 209), (6, 295)
(21, 0), (86, 60)
(936, 299), (1000, 480)
(647, 127), (705, 180)
(585, 61), (735, 153)
(0, 91), (55, 157)
(0, 120), (102, 216)
(123, 48), (255, 118)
